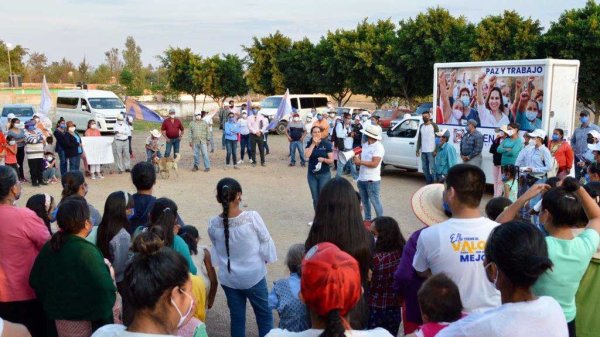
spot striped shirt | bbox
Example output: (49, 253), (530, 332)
(25, 131), (44, 159)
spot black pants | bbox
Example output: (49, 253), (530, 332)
(16, 146), (25, 179)
(0, 299), (50, 337)
(568, 319), (576, 337)
(128, 136), (133, 155)
(250, 134), (265, 164)
(28, 158), (44, 185)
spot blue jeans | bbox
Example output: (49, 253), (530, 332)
(290, 141), (305, 165)
(358, 180), (384, 220)
(336, 158), (358, 179)
(43, 167), (56, 181)
(164, 138), (180, 158)
(146, 149), (162, 163)
(68, 155), (81, 172)
(240, 134), (252, 160)
(225, 139), (238, 165)
(307, 170), (331, 210)
(221, 278), (273, 337)
(263, 133), (270, 153)
(57, 149), (67, 176)
(221, 131), (226, 150)
(209, 130), (215, 152)
(193, 143), (210, 169)
(421, 152), (435, 184)
(530, 177), (546, 230)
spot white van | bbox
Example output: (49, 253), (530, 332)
(56, 90), (126, 132)
(259, 94), (329, 134)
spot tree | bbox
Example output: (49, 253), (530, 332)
(26, 52), (48, 82)
(77, 57), (90, 82)
(104, 48), (123, 79)
(122, 36), (143, 72)
(544, 0), (600, 122)
(396, 7), (475, 104)
(90, 64), (112, 84)
(314, 30), (356, 106)
(0, 41), (27, 84)
(200, 54), (249, 107)
(471, 10), (542, 61)
(349, 19), (398, 108)
(46, 58), (76, 84)
(243, 31), (292, 95)
(278, 38), (319, 94)
(161, 48), (204, 111)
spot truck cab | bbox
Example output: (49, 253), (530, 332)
(381, 115), (423, 171)
(56, 90), (125, 133)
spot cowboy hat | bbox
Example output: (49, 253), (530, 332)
(150, 129), (161, 138)
(411, 184), (449, 226)
(360, 125), (382, 141)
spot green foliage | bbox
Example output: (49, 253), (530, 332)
(160, 47), (204, 110)
(243, 31), (292, 95)
(90, 64), (113, 84)
(0, 41), (28, 83)
(544, 0), (600, 118)
(278, 38), (319, 94)
(314, 29), (356, 106)
(471, 10), (543, 61)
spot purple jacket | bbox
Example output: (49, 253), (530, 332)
(393, 227), (426, 325)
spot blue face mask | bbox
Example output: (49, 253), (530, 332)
(59, 123), (66, 129)
(501, 174), (508, 182)
(228, 117), (235, 123)
(317, 115), (323, 121)
(435, 137), (441, 146)
(460, 96), (470, 107)
(551, 134), (560, 141)
(525, 111), (538, 121)
(581, 116), (589, 124)
(585, 173), (591, 184)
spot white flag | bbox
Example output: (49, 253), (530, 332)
(39, 75), (52, 116)
(268, 89), (292, 130)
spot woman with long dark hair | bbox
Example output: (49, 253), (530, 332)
(30, 196), (116, 335)
(148, 198), (197, 275)
(368, 216), (406, 336)
(7, 118), (27, 181)
(26, 193), (55, 235)
(59, 170), (102, 226)
(305, 177), (373, 329)
(208, 177), (277, 337)
(96, 191), (134, 291)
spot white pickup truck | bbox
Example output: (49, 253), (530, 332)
(381, 115), (423, 171)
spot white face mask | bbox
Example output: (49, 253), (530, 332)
(306, 118), (312, 123)
(171, 288), (194, 328)
(329, 113), (335, 118)
(529, 139), (536, 146)
(195, 115), (202, 120)
(14, 123), (22, 129)
(452, 109), (463, 119)
(46, 155), (53, 161)
(169, 114), (176, 119)
(68, 127), (76, 132)
(242, 114), (247, 119)
(8, 140), (15, 145)
(90, 124), (97, 129)
(293, 117), (300, 122)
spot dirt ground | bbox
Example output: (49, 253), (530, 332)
(19, 129), (437, 337)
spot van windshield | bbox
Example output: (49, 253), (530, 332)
(260, 97), (282, 109)
(88, 98), (125, 109)
(2, 106), (34, 117)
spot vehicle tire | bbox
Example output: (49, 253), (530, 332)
(275, 120), (288, 135)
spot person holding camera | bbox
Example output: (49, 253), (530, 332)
(335, 113), (357, 179)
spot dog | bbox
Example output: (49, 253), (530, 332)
(158, 155), (180, 179)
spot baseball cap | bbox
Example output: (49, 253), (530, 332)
(589, 130), (600, 140)
(117, 115), (124, 121)
(301, 242), (361, 317)
(527, 129), (546, 139)
(168, 108), (176, 114)
(435, 129), (450, 139)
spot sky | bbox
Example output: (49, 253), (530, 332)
(0, 0), (589, 67)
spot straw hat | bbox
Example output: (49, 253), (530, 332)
(360, 125), (382, 140)
(150, 129), (161, 138)
(411, 184), (449, 226)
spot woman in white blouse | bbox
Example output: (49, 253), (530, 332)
(208, 177), (277, 337)
(476, 73), (510, 128)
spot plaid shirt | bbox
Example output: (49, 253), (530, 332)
(369, 250), (403, 308)
(460, 130), (483, 159)
(188, 120), (210, 144)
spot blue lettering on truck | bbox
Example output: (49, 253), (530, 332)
(485, 66), (544, 76)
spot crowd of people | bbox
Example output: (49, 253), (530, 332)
(0, 101), (599, 337)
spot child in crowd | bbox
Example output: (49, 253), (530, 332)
(268, 243), (310, 332)
(368, 217), (406, 336)
(25, 193), (55, 235)
(85, 120), (103, 179)
(145, 129), (162, 163)
(407, 273), (464, 337)
(265, 242), (393, 336)
(179, 225), (218, 310)
(485, 197), (512, 221)
(43, 136), (59, 183)
(502, 164), (518, 202)
(4, 135), (18, 174)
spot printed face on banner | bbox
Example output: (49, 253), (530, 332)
(436, 65), (545, 132)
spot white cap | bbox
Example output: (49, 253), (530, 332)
(589, 130), (600, 140)
(588, 143), (600, 152)
(7, 113), (15, 119)
(117, 115), (124, 121)
(527, 129), (546, 139)
(168, 108), (176, 114)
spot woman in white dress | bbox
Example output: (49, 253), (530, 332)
(477, 73), (511, 128)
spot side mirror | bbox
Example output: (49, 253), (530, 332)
(387, 129), (393, 137)
(82, 104), (89, 112)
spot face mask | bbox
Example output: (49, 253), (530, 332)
(8, 140), (15, 145)
(306, 118), (312, 123)
(195, 115), (202, 120)
(171, 288), (194, 328)
(552, 134), (560, 141)
(329, 113), (335, 118)
(502, 96), (510, 106)
(585, 173), (591, 184)
(59, 123), (66, 129)
(241, 114), (247, 119)
(529, 139), (536, 146)
(26, 126), (36, 131)
(317, 115), (323, 121)
(452, 109), (463, 119)
(68, 127), (76, 133)
(361, 116), (368, 122)
(228, 117), (234, 123)
(537, 101), (544, 112)
(46, 155), (53, 161)
(293, 117), (300, 122)
(434, 137), (441, 146)
(525, 111), (538, 121)
(14, 123), (21, 129)
(90, 124), (97, 129)
(460, 96), (470, 107)
(169, 114), (175, 119)
(506, 130), (514, 137)
(581, 116), (589, 124)
(501, 174), (508, 182)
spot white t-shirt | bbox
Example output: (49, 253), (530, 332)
(413, 217), (501, 312)
(0, 318), (3, 337)
(437, 296), (568, 337)
(91, 324), (176, 337)
(358, 141), (385, 182)
(265, 328), (393, 337)
(420, 124), (436, 153)
(477, 104), (510, 128)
